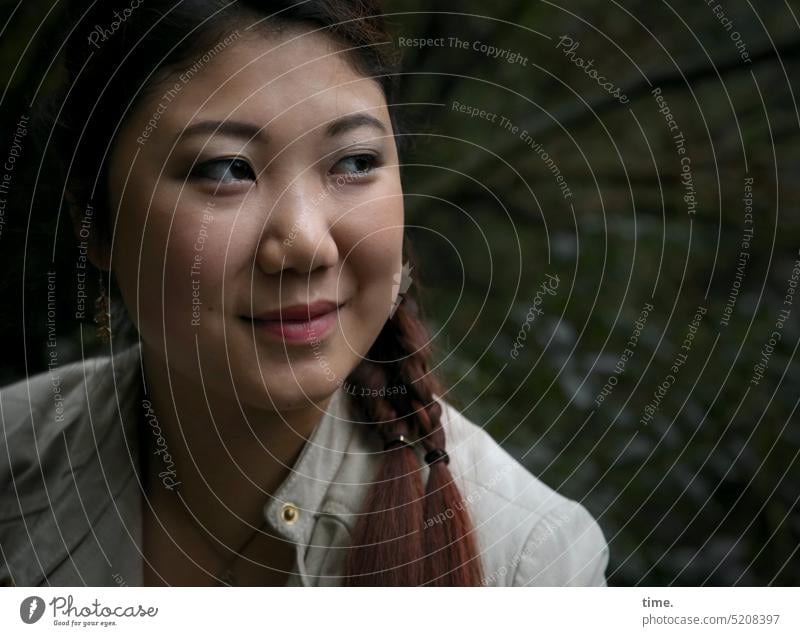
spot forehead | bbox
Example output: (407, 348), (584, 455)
(147, 29), (388, 132)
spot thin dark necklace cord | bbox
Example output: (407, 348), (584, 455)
(139, 384), (270, 586)
(174, 488), (268, 587)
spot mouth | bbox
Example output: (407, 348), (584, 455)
(241, 300), (345, 344)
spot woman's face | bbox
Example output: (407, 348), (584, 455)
(106, 29), (404, 409)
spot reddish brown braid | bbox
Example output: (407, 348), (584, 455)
(343, 296), (484, 586)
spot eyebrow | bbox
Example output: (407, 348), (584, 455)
(324, 113), (388, 137)
(177, 113), (388, 144)
(177, 120), (264, 144)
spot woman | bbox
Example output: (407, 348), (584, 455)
(0, 0), (608, 587)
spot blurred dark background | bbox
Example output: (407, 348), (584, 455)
(0, 1), (797, 585)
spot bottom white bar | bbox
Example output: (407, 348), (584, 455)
(2, 587), (797, 635)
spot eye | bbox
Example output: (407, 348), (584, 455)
(330, 153), (379, 176)
(190, 157), (256, 185)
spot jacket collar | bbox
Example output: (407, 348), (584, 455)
(125, 343), (360, 541)
(260, 383), (356, 547)
(14, 343), (362, 585)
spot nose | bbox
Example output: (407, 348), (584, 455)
(255, 181), (339, 275)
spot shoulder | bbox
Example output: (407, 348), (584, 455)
(0, 347), (141, 585)
(438, 399), (609, 586)
(0, 347), (143, 515)
(0, 355), (102, 516)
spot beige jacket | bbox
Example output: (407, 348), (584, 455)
(0, 346), (609, 586)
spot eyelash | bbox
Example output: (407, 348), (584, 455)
(188, 153), (380, 187)
(330, 153), (380, 177)
(189, 157), (255, 185)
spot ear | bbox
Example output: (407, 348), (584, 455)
(66, 194), (111, 271)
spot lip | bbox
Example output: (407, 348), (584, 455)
(252, 300), (341, 321)
(243, 300), (344, 344)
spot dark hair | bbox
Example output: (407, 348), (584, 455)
(45, 0), (482, 586)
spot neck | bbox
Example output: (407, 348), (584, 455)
(138, 342), (332, 543)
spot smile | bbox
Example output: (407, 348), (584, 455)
(242, 300), (345, 345)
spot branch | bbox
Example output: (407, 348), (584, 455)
(421, 36), (800, 199)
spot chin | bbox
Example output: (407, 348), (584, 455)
(239, 365), (345, 411)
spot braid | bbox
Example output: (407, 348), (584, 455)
(343, 296), (483, 586)
(413, 399), (483, 586)
(342, 358), (426, 586)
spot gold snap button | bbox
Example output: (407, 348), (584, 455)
(280, 502), (299, 525)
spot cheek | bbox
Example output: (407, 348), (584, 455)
(111, 196), (237, 341)
(350, 224), (403, 282)
(336, 196), (404, 320)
